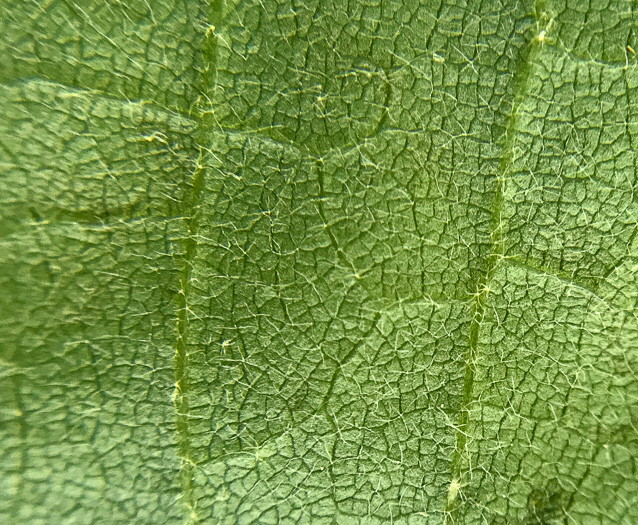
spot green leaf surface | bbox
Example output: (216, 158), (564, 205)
(2, 0), (638, 523)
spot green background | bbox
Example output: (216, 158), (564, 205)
(2, 0), (638, 523)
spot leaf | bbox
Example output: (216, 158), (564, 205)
(2, 0), (638, 523)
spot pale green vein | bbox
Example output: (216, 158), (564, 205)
(0, 76), (198, 123)
(174, 147), (204, 523)
(503, 256), (615, 311)
(173, 5), (222, 524)
(443, 3), (552, 521)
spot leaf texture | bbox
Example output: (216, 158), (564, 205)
(2, 0), (638, 523)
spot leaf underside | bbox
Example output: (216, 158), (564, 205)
(2, 0), (638, 523)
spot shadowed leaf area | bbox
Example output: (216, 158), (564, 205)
(2, 0), (638, 523)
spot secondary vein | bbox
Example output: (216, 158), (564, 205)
(174, 5), (221, 523)
(443, 5), (552, 521)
